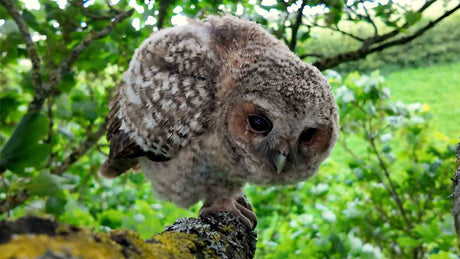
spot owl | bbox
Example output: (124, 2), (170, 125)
(99, 15), (339, 229)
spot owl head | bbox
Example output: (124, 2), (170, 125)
(205, 16), (339, 185)
(104, 15), (338, 187)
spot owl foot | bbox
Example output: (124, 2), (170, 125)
(199, 196), (257, 230)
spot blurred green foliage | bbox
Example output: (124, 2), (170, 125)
(0, 0), (458, 258)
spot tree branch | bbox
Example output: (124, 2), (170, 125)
(27, 8), (134, 113)
(0, 214), (257, 258)
(363, 0), (436, 46)
(313, 3), (460, 71)
(0, 190), (29, 215)
(157, 0), (173, 29)
(51, 118), (108, 175)
(299, 53), (325, 59)
(311, 23), (365, 42)
(289, 0), (307, 51)
(359, 1), (378, 36)
(367, 3), (459, 52)
(368, 134), (412, 230)
(0, 0), (42, 92)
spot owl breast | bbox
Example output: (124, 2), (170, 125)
(139, 132), (243, 208)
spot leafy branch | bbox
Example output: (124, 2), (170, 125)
(312, 1), (460, 70)
(0, 0), (42, 93)
(0, 1), (133, 213)
(27, 8), (134, 113)
(51, 118), (108, 175)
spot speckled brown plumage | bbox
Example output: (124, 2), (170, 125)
(99, 15), (339, 228)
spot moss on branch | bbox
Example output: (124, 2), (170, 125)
(0, 213), (257, 259)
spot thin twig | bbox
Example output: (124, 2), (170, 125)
(298, 53), (325, 59)
(0, 0), (42, 92)
(27, 8), (134, 113)
(368, 131), (412, 229)
(312, 23), (365, 42)
(289, 0), (307, 51)
(368, 3), (460, 52)
(157, 0), (173, 29)
(359, 1), (378, 36)
(0, 190), (29, 215)
(51, 118), (108, 175)
(313, 2), (459, 70)
(78, 167), (96, 202)
(338, 139), (362, 163)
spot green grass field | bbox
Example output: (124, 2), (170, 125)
(385, 61), (459, 137)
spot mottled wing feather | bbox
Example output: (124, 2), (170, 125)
(99, 83), (169, 179)
(116, 24), (220, 156)
(100, 23), (221, 178)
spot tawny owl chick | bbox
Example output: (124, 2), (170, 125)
(99, 15), (339, 229)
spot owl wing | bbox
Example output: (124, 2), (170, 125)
(99, 23), (221, 178)
(99, 82), (171, 178)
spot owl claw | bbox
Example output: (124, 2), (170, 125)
(199, 196), (257, 230)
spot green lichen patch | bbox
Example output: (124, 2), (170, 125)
(147, 232), (203, 259)
(0, 232), (124, 259)
(165, 213), (257, 259)
(0, 214), (257, 259)
(110, 229), (204, 259)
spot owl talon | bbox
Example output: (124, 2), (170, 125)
(199, 197), (257, 230)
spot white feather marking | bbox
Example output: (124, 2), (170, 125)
(161, 100), (173, 109)
(133, 135), (149, 151)
(171, 84), (178, 95)
(120, 120), (129, 133)
(126, 85), (142, 105)
(185, 90), (195, 98)
(190, 120), (200, 131)
(179, 103), (188, 111)
(183, 78), (192, 87)
(180, 139), (188, 147)
(162, 81), (170, 90)
(152, 89), (161, 101)
(143, 115), (156, 128)
(191, 97), (201, 106)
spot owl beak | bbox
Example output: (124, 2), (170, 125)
(273, 153), (287, 174)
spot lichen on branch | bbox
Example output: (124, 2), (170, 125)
(0, 213), (257, 259)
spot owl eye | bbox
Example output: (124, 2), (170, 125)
(247, 115), (272, 134)
(299, 128), (318, 144)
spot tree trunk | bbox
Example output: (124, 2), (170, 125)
(0, 213), (257, 259)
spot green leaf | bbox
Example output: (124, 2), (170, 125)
(129, 172), (145, 184)
(405, 11), (422, 25)
(28, 170), (65, 199)
(0, 113), (50, 173)
(414, 220), (440, 243)
(98, 209), (125, 229)
(396, 235), (422, 248)
(0, 94), (20, 121)
(72, 101), (98, 121)
(45, 196), (68, 217)
(21, 10), (40, 31)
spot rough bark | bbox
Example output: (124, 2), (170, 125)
(452, 143), (460, 252)
(0, 213), (257, 259)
